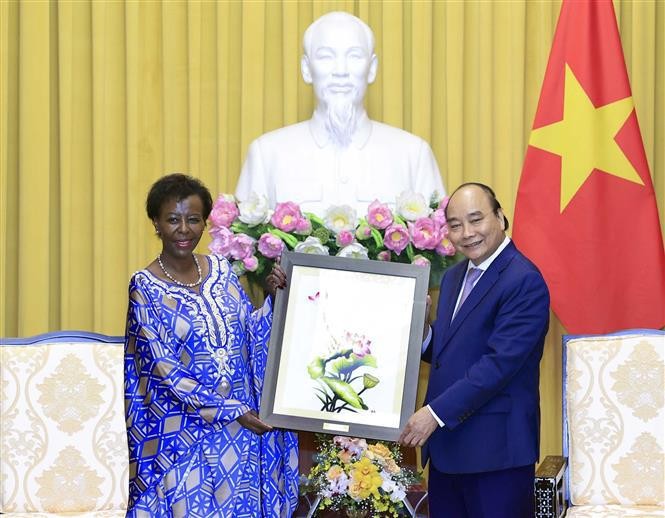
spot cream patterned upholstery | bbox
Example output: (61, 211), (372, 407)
(0, 332), (128, 517)
(563, 330), (664, 517)
(566, 504), (664, 517)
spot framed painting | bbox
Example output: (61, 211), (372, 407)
(259, 251), (430, 441)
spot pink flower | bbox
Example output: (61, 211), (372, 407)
(336, 230), (354, 247)
(436, 235), (456, 256)
(209, 196), (239, 228)
(408, 217), (440, 250)
(333, 436), (368, 457)
(295, 217), (312, 235)
(383, 224), (410, 255)
(431, 208), (447, 227)
(242, 255), (259, 272)
(366, 200), (393, 230)
(346, 331), (371, 357)
(229, 233), (255, 260)
(337, 449), (354, 464)
(209, 223), (230, 239)
(271, 201), (303, 232)
(439, 195), (450, 211)
(412, 255), (431, 267)
(257, 233), (285, 259)
(208, 226), (233, 256)
(377, 250), (391, 261)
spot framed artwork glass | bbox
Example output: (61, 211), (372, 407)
(259, 251), (430, 441)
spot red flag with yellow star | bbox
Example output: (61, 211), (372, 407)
(513, 0), (665, 333)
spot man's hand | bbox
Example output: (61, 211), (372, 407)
(265, 262), (287, 299)
(237, 410), (273, 435)
(398, 407), (438, 447)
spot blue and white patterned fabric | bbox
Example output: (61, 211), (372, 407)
(124, 255), (298, 517)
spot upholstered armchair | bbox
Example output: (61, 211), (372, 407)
(535, 329), (664, 518)
(0, 332), (128, 517)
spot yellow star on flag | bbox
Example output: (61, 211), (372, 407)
(529, 64), (643, 212)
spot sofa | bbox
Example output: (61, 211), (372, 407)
(0, 331), (128, 517)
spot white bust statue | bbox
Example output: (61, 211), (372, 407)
(235, 11), (445, 216)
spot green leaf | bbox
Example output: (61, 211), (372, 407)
(315, 393), (328, 408)
(370, 227), (384, 248)
(307, 357), (326, 379)
(406, 243), (415, 261)
(230, 221), (251, 234)
(313, 387), (329, 399)
(320, 377), (367, 410)
(329, 354), (377, 376)
(304, 212), (325, 227)
(323, 348), (353, 363)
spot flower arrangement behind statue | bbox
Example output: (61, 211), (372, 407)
(208, 191), (458, 286)
(300, 435), (421, 517)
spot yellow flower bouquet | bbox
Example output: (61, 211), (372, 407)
(301, 435), (421, 517)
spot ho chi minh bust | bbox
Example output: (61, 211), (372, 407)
(235, 11), (445, 216)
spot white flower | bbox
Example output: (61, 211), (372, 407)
(336, 243), (369, 259)
(294, 236), (329, 255)
(321, 472), (349, 497)
(323, 205), (357, 234)
(238, 192), (272, 226)
(396, 191), (431, 221)
(380, 471), (406, 502)
(389, 484), (407, 502)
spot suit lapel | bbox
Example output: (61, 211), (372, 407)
(435, 242), (518, 359)
(439, 262), (467, 336)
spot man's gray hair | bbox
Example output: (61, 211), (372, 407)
(302, 12), (375, 57)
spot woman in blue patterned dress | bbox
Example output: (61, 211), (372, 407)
(124, 173), (298, 517)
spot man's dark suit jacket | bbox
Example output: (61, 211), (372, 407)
(423, 240), (550, 474)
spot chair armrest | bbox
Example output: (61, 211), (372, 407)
(534, 455), (567, 518)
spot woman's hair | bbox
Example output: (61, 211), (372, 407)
(146, 173), (213, 220)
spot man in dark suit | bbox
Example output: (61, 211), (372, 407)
(399, 182), (550, 517)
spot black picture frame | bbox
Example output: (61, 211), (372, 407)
(259, 251), (430, 441)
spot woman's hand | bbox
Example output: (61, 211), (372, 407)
(237, 410), (273, 435)
(265, 263), (287, 299)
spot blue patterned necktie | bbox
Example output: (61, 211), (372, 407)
(454, 267), (482, 318)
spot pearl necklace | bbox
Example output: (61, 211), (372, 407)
(157, 254), (202, 287)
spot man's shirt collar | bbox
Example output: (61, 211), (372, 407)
(468, 236), (511, 273)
